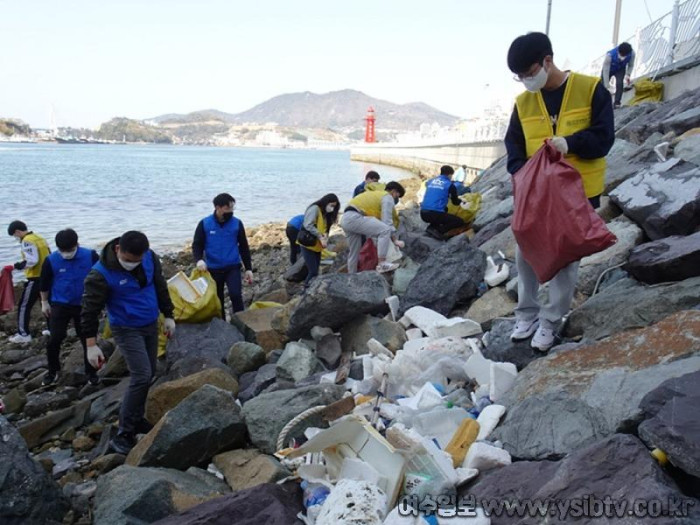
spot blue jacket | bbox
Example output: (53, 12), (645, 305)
(93, 250), (159, 328)
(47, 247), (95, 306)
(421, 175), (454, 212)
(203, 214), (241, 269)
(353, 182), (367, 197)
(608, 47), (631, 75)
(288, 214), (304, 230)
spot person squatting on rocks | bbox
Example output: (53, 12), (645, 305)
(504, 32), (615, 351)
(80, 231), (176, 455)
(297, 194), (340, 288)
(285, 214), (304, 265)
(602, 41), (635, 109)
(341, 181), (406, 274)
(352, 170), (381, 197)
(6, 220), (51, 344)
(420, 165), (467, 239)
(39, 229), (100, 386)
(192, 193), (254, 318)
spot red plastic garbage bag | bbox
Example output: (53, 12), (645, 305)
(511, 141), (617, 283)
(0, 266), (15, 315)
(358, 239), (379, 272)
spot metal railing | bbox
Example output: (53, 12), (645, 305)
(581, 0), (700, 79)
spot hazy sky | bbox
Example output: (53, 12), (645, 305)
(0, 0), (674, 128)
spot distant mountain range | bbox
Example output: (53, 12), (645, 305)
(149, 89), (459, 130)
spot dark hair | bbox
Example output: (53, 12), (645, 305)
(213, 193), (235, 207)
(118, 231), (150, 256)
(385, 181), (406, 198)
(507, 32), (553, 74)
(312, 193), (341, 229)
(55, 229), (78, 251)
(440, 165), (455, 176)
(7, 220), (27, 236)
(365, 171), (380, 182)
(618, 42), (632, 56)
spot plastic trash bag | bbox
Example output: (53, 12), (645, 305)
(249, 301), (283, 310)
(511, 141), (617, 283)
(359, 239), (379, 271)
(446, 193), (482, 226)
(629, 78), (663, 105)
(168, 268), (221, 324)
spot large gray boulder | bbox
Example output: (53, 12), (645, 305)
(470, 155), (512, 200)
(227, 342), (266, 376)
(493, 310), (700, 460)
(340, 314), (407, 355)
(153, 482), (304, 525)
(609, 159), (700, 240)
(126, 385), (246, 470)
(625, 231), (700, 284)
(473, 196), (513, 232)
(0, 415), (69, 524)
(603, 137), (643, 192)
(238, 363), (277, 403)
(166, 318), (244, 371)
(482, 318), (543, 370)
(566, 276), (700, 340)
(276, 342), (324, 383)
(242, 384), (345, 454)
(478, 225), (516, 260)
(576, 215), (643, 295)
(401, 232), (445, 264)
(463, 434), (700, 525)
(287, 272), (391, 339)
(471, 215), (512, 247)
(637, 371), (700, 479)
(401, 235), (486, 315)
(675, 133), (700, 165)
(94, 465), (230, 525)
(18, 399), (91, 449)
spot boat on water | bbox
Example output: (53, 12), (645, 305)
(55, 136), (114, 144)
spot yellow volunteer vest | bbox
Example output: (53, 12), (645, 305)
(364, 181), (386, 192)
(515, 72), (606, 197)
(297, 206), (327, 253)
(23, 232), (50, 279)
(348, 190), (400, 228)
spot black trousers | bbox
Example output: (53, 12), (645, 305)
(47, 303), (96, 376)
(603, 68), (626, 105)
(210, 266), (244, 318)
(420, 209), (466, 234)
(17, 278), (40, 336)
(285, 224), (300, 265)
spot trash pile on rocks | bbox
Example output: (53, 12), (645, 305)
(1, 88), (700, 525)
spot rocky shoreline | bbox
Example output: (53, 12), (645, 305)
(1, 90), (699, 525)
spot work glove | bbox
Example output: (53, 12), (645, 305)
(393, 239), (405, 249)
(13, 261), (26, 271)
(551, 136), (569, 155)
(320, 236), (328, 249)
(87, 345), (105, 369)
(41, 300), (51, 318)
(163, 318), (176, 338)
(196, 259), (207, 272)
(244, 270), (254, 285)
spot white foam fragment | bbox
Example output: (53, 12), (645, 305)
(463, 442), (512, 471)
(464, 349), (492, 385)
(426, 317), (483, 339)
(403, 306), (448, 333)
(489, 362), (518, 402)
(385, 296), (401, 322)
(476, 405), (506, 441)
(405, 328), (424, 340)
(367, 338), (394, 358)
(402, 337), (431, 353)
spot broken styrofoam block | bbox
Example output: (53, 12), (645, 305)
(464, 349), (491, 386)
(385, 295), (401, 322)
(463, 442), (512, 471)
(367, 338), (394, 358)
(396, 382), (443, 411)
(454, 467), (480, 486)
(398, 315), (412, 329)
(476, 404), (506, 441)
(405, 328), (424, 340)
(311, 326), (334, 342)
(489, 362), (518, 402)
(403, 337), (431, 353)
(422, 336), (471, 356)
(316, 479), (387, 525)
(426, 317), (483, 339)
(403, 306), (448, 333)
(339, 457), (386, 487)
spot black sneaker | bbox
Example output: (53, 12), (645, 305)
(42, 372), (58, 386)
(135, 418), (154, 435)
(109, 432), (136, 455)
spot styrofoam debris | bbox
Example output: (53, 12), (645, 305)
(368, 338), (395, 358)
(403, 337), (431, 353)
(403, 306), (448, 333)
(454, 467), (480, 485)
(422, 337), (471, 356)
(316, 479), (387, 525)
(464, 350), (491, 386)
(385, 296), (401, 322)
(412, 407), (471, 449)
(398, 315), (413, 329)
(425, 317), (483, 339)
(488, 362), (517, 401)
(406, 328), (424, 340)
(476, 405), (506, 441)
(463, 442), (512, 471)
(396, 382), (443, 410)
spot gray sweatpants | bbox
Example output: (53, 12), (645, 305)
(340, 211), (393, 273)
(514, 245), (579, 330)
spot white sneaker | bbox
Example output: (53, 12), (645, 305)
(376, 262), (399, 274)
(531, 325), (555, 351)
(510, 319), (538, 341)
(9, 333), (32, 344)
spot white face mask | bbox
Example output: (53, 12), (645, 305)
(325, 204), (336, 213)
(522, 65), (548, 92)
(60, 249), (77, 260)
(118, 258), (141, 271)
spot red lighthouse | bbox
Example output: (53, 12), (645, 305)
(364, 106), (376, 143)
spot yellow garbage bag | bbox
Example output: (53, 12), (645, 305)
(447, 192), (482, 226)
(102, 316), (170, 359)
(629, 78), (664, 106)
(249, 301), (283, 310)
(169, 269), (221, 324)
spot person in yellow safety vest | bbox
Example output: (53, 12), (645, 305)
(504, 32), (614, 352)
(341, 181), (406, 274)
(297, 194), (340, 288)
(7, 220), (51, 344)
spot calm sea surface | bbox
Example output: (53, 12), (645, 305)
(0, 143), (413, 266)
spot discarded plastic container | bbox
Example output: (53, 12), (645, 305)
(484, 256), (510, 287)
(411, 407), (470, 450)
(651, 448), (669, 466)
(444, 419), (480, 467)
